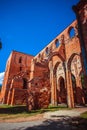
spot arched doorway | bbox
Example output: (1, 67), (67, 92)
(68, 54), (84, 106)
(58, 77), (67, 104)
(71, 74), (77, 105)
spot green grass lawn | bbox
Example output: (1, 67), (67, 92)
(80, 111), (87, 119)
(0, 104), (87, 121)
(0, 104), (70, 120)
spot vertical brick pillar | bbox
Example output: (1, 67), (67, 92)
(30, 59), (35, 81)
(54, 75), (57, 106)
(7, 79), (14, 105)
(50, 68), (55, 105)
(2, 87), (8, 104)
(56, 76), (60, 104)
(73, 0), (87, 75)
(11, 88), (15, 106)
(73, 1), (87, 105)
(76, 76), (85, 105)
(49, 60), (56, 105)
(66, 69), (74, 108)
(7, 89), (12, 105)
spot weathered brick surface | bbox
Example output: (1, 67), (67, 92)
(0, 0), (87, 110)
(11, 88), (28, 105)
(27, 76), (50, 110)
(0, 51), (33, 105)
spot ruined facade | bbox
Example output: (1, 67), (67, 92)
(0, 51), (33, 105)
(0, 0), (87, 109)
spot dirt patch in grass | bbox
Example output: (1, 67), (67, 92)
(0, 113), (44, 123)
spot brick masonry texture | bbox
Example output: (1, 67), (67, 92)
(0, 0), (87, 110)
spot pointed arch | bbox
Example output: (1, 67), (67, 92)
(68, 26), (75, 38)
(49, 52), (65, 62)
(53, 61), (60, 75)
(67, 53), (80, 70)
(58, 76), (67, 104)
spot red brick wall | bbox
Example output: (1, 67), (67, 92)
(1, 0), (87, 109)
(0, 51), (33, 105)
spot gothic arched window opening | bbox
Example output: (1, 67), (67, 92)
(69, 27), (75, 38)
(55, 39), (60, 48)
(19, 57), (22, 63)
(46, 47), (49, 55)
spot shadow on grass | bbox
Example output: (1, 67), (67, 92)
(0, 105), (57, 114)
(0, 105), (27, 114)
(0, 105), (68, 114)
(24, 117), (87, 130)
(0, 106), (50, 114)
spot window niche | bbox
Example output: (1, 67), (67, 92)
(55, 39), (60, 48)
(20, 67), (22, 71)
(19, 57), (22, 63)
(45, 47), (49, 55)
(68, 27), (75, 38)
(38, 53), (41, 61)
(23, 78), (27, 89)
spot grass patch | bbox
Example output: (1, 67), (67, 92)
(0, 104), (27, 114)
(0, 104), (71, 120)
(80, 111), (87, 119)
(0, 104), (26, 108)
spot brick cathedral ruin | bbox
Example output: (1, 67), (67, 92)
(0, 0), (87, 110)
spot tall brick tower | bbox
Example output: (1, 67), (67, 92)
(0, 51), (33, 105)
(73, 0), (87, 75)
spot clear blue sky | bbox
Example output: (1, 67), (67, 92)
(0, 0), (79, 73)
